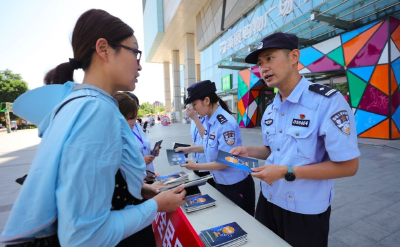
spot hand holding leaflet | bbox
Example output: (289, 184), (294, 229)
(166, 149), (187, 166)
(173, 143), (191, 157)
(216, 150), (259, 172)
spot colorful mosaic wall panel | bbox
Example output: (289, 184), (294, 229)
(297, 17), (400, 139)
(237, 17), (400, 138)
(237, 66), (263, 128)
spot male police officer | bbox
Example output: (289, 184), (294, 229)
(230, 33), (360, 247)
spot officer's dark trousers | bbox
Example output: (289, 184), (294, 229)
(255, 192), (331, 247)
(215, 175), (255, 216)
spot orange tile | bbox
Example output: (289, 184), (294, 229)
(392, 25), (400, 52)
(370, 65), (389, 95)
(238, 99), (245, 115)
(239, 69), (251, 88)
(343, 22), (383, 66)
(251, 90), (260, 99)
(391, 120), (400, 139)
(251, 110), (258, 125)
(298, 62), (305, 71)
(359, 118), (389, 139)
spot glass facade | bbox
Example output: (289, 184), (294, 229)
(200, 0), (400, 92)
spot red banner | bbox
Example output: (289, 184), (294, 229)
(152, 208), (204, 247)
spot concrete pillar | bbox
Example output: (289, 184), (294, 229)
(163, 62), (172, 113)
(171, 50), (182, 122)
(183, 33), (196, 90)
(196, 64), (201, 82)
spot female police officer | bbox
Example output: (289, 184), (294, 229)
(176, 80), (255, 215)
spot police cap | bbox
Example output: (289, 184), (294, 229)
(244, 32), (298, 64)
(185, 80), (216, 106)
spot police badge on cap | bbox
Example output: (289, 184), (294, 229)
(257, 42), (263, 49)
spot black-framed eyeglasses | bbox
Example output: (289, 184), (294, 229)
(107, 41), (142, 65)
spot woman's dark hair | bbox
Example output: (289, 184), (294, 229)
(113, 92), (138, 120)
(44, 9), (134, 85)
(199, 93), (233, 115)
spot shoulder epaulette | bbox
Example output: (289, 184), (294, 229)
(217, 114), (228, 124)
(308, 84), (338, 98)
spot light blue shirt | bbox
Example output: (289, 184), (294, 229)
(204, 106), (248, 185)
(261, 77), (360, 214)
(132, 122), (154, 172)
(0, 82), (158, 246)
(190, 116), (207, 164)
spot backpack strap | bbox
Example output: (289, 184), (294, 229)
(53, 95), (89, 119)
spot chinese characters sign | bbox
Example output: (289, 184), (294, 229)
(221, 74), (232, 91)
(153, 208), (204, 247)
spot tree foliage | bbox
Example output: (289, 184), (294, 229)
(154, 106), (165, 113)
(138, 102), (154, 117)
(0, 69), (29, 103)
(136, 102), (164, 117)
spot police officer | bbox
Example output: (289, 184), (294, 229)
(186, 107), (216, 187)
(230, 32), (360, 247)
(176, 80), (255, 216)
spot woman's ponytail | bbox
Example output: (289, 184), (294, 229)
(44, 62), (75, 85)
(218, 98), (234, 115)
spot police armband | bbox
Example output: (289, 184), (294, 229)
(308, 84), (337, 98)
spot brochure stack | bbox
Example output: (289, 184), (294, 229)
(182, 194), (216, 213)
(199, 222), (248, 247)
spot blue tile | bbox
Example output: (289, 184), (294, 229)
(355, 110), (387, 134)
(348, 66), (375, 82)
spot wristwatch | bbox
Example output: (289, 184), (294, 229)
(285, 165), (296, 182)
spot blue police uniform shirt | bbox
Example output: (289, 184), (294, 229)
(261, 77), (360, 214)
(190, 116), (207, 165)
(132, 122), (154, 172)
(204, 106), (248, 185)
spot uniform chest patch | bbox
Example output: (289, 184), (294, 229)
(292, 118), (310, 127)
(330, 110), (351, 135)
(223, 131), (235, 145)
(264, 119), (273, 126)
(209, 132), (215, 140)
(217, 114), (228, 124)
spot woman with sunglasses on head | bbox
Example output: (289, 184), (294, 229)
(0, 9), (185, 247)
(175, 80), (255, 216)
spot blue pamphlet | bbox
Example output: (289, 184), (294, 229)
(184, 194), (216, 209)
(199, 222), (247, 247)
(166, 149), (187, 166)
(215, 150), (258, 172)
(154, 171), (188, 184)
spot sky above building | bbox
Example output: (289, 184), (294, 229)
(0, 0), (165, 105)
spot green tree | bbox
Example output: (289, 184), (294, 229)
(139, 102), (154, 115)
(0, 69), (29, 103)
(154, 105), (165, 113)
